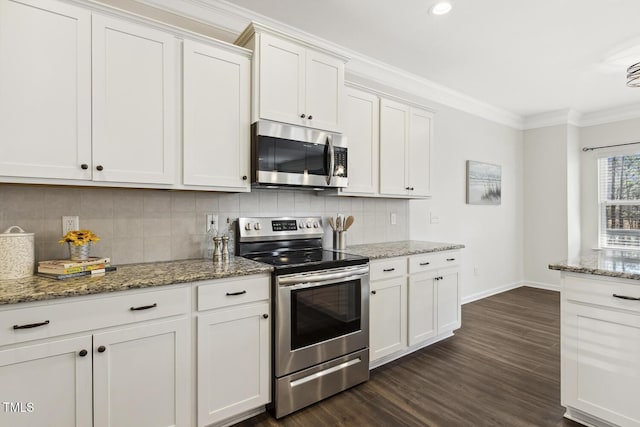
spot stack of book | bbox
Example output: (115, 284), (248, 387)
(37, 257), (116, 280)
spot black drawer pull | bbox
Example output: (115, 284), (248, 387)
(383, 268), (395, 272)
(446, 258), (456, 261)
(613, 294), (640, 301)
(130, 303), (157, 311)
(226, 290), (247, 296)
(13, 320), (50, 330)
(419, 262), (430, 266)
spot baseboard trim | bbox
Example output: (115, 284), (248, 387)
(522, 281), (560, 292)
(461, 281), (523, 305)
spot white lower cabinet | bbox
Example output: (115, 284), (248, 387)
(369, 251), (461, 366)
(93, 318), (190, 427)
(0, 286), (190, 427)
(561, 273), (640, 427)
(0, 335), (93, 427)
(370, 276), (407, 360)
(196, 275), (271, 427)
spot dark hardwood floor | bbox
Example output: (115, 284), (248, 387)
(234, 286), (582, 427)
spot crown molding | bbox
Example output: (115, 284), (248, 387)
(523, 109), (582, 130)
(134, 0), (524, 129)
(578, 103), (640, 127)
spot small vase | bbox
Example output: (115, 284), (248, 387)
(68, 242), (91, 261)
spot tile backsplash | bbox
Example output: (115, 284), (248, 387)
(0, 184), (409, 265)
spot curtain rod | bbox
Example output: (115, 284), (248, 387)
(582, 141), (640, 152)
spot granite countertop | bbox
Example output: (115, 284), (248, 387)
(345, 240), (465, 260)
(549, 250), (640, 281)
(0, 256), (273, 306)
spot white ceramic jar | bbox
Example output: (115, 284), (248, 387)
(0, 226), (35, 279)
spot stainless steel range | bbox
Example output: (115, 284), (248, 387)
(236, 216), (370, 418)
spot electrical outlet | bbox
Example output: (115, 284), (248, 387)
(62, 216), (79, 234)
(390, 213), (397, 225)
(206, 214), (218, 234)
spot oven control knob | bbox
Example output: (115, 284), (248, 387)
(254, 223), (261, 230)
(245, 223), (252, 231)
(306, 222), (312, 228)
(298, 221), (305, 229)
(313, 222), (319, 228)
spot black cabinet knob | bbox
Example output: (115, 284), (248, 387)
(371, 290), (377, 295)
(263, 313), (269, 319)
(96, 165), (104, 171)
(242, 175), (248, 181)
(308, 115), (313, 120)
(405, 187), (410, 190)
(81, 164), (88, 170)
(97, 345), (106, 353)
(300, 114), (306, 118)
(79, 349), (88, 357)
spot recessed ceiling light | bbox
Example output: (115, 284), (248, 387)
(430, 1), (453, 15)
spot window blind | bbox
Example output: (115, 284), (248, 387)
(598, 153), (640, 249)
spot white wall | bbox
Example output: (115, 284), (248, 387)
(523, 125), (569, 288)
(410, 104), (524, 302)
(567, 124), (581, 259)
(580, 117), (640, 250)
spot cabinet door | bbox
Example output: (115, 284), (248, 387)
(370, 277), (407, 361)
(0, 335), (92, 427)
(183, 40), (250, 190)
(0, 0), (91, 180)
(408, 273), (437, 345)
(563, 303), (640, 427)
(305, 50), (344, 132)
(258, 33), (306, 126)
(341, 87), (379, 195)
(93, 318), (190, 427)
(92, 14), (177, 184)
(379, 98), (409, 196)
(408, 107), (432, 197)
(197, 302), (270, 427)
(437, 269), (461, 334)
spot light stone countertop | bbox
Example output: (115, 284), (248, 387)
(344, 240), (465, 260)
(549, 250), (640, 281)
(0, 257), (273, 305)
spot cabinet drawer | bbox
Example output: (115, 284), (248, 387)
(0, 287), (189, 346)
(564, 275), (640, 315)
(409, 251), (459, 274)
(198, 275), (270, 311)
(370, 258), (407, 281)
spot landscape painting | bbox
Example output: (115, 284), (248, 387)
(467, 161), (502, 205)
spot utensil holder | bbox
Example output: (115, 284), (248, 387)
(333, 231), (346, 251)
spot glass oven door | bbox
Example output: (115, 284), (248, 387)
(275, 265), (370, 377)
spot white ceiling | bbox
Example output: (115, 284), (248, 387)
(223, 0), (640, 120)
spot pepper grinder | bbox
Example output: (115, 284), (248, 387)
(213, 236), (222, 262)
(221, 235), (230, 262)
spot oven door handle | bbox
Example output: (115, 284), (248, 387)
(278, 265), (369, 287)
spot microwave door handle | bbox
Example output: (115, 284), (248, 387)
(326, 135), (335, 185)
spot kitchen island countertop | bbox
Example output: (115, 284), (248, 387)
(344, 240), (465, 260)
(0, 256), (273, 305)
(549, 249), (640, 281)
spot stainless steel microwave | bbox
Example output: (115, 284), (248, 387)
(251, 120), (348, 189)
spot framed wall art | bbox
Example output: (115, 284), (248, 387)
(466, 160), (501, 205)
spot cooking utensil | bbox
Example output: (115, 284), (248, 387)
(336, 216), (342, 231)
(344, 216), (354, 231)
(328, 216), (336, 231)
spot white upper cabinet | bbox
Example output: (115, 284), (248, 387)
(236, 23), (347, 132)
(92, 15), (177, 185)
(380, 98), (433, 198)
(341, 87), (380, 195)
(183, 39), (251, 191)
(0, 0), (91, 180)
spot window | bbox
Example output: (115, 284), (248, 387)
(599, 153), (640, 249)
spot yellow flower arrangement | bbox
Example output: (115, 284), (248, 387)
(59, 230), (100, 246)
